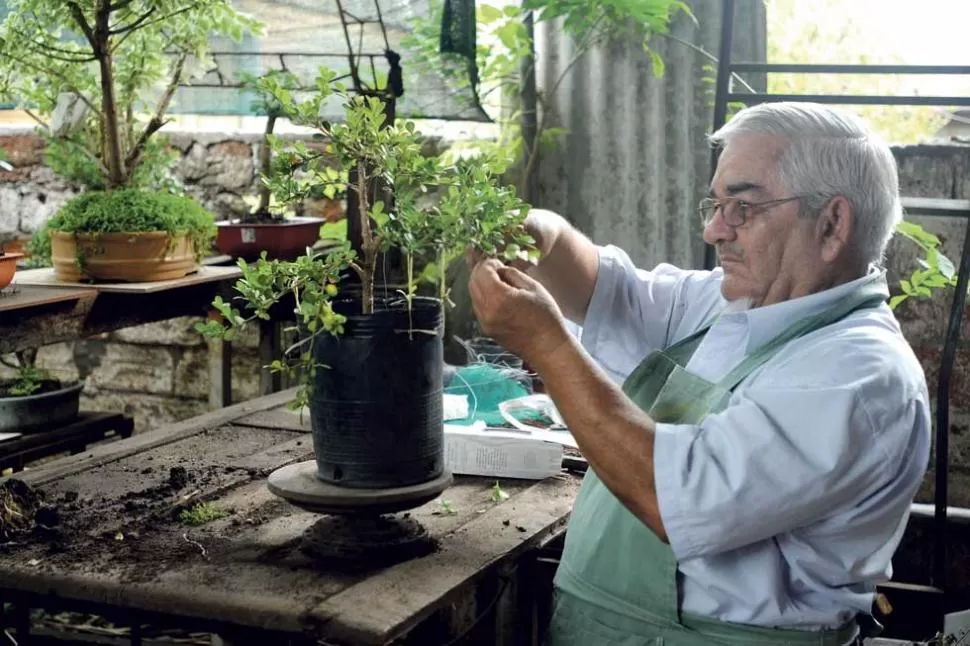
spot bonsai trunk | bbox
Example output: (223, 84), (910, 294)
(256, 114), (278, 214)
(94, 7), (126, 189)
(355, 162), (379, 315)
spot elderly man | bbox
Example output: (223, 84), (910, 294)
(467, 102), (931, 645)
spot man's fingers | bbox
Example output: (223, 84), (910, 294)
(465, 246), (486, 271)
(495, 264), (537, 290)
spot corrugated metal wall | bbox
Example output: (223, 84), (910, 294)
(534, 0), (767, 270)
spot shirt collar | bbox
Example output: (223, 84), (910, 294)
(717, 266), (890, 353)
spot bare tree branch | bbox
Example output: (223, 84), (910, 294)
(22, 109), (48, 129)
(109, 6), (156, 35)
(65, 2), (97, 50)
(124, 53), (186, 171)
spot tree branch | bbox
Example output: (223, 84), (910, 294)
(0, 50), (99, 114)
(658, 33), (757, 94)
(124, 53), (186, 171)
(58, 135), (111, 178)
(109, 6), (156, 35)
(22, 109), (47, 129)
(33, 50), (98, 64)
(65, 2), (97, 50)
(3, 26), (97, 61)
(113, 6), (198, 36)
(108, 0), (136, 11)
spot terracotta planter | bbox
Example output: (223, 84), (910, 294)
(0, 252), (23, 289)
(215, 216), (325, 262)
(50, 231), (198, 283)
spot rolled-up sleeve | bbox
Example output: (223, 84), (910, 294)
(654, 378), (895, 561)
(581, 245), (711, 383)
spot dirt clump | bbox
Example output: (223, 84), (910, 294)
(0, 479), (46, 541)
(168, 466), (189, 490)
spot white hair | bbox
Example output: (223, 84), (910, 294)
(708, 102), (902, 266)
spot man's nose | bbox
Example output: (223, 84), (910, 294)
(702, 208), (735, 246)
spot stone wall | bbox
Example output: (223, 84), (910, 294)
(884, 142), (970, 508)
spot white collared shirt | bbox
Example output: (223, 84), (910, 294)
(578, 244), (931, 630)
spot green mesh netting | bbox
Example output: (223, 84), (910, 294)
(439, 0), (476, 60)
(445, 364), (531, 427)
(168, 0), (488, 121)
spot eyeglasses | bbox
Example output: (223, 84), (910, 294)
(698, 196), (802, 227)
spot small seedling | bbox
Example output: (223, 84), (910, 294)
(178, 502), (227, 526)
(434, 499), (457, 516)
(491, 481), (509, 503)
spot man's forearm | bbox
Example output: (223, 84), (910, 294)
(523, 210), (600, 325)
(530, 334), (667, 541)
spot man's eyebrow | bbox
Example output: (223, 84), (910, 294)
(707, 181), (765, 198)
(725, 181), (763, 195)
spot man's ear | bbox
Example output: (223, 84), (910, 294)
(816, 196), (853, 264)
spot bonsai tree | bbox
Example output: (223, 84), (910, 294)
(233, 69), (301, 224)
(0, 349), (56, 397)
(0, 1), (260, 280)
(199, 67), (537, 493)
(0, 0), (261, 192)
(198, 68), (536, 408)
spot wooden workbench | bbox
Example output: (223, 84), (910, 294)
(0, 389), (580, 645)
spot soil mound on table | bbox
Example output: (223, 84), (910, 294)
(0, 479), (45, 541)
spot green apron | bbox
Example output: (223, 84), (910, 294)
(547, 277), (889, 646)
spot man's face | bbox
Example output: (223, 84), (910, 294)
(703, 134), (824, 308)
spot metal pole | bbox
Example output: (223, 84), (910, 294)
(704, 0), (736, 271)
(520, 11), (540, 206)
(932, 218), (970, 590)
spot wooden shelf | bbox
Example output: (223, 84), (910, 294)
(0, 285), (97, 314)
(13, 265), (242, 294)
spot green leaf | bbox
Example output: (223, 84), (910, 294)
(938, 252), (957, 280)
(491, 481), (510, 503)
(648, 48), (666, 77)
(478, 4), (504, 23)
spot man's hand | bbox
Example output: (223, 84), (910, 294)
(468, 257), (570, 364)
(465, 208), (600, 325)
(465, 208), (559, 273)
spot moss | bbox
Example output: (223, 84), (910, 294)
(178, 502), (227, 526)
(46, 189), (217, 261)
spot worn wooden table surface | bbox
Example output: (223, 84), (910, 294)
(0, 389), (581, 645)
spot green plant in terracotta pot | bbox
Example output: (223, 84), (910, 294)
(45, 189), (217, 282)
(0, 0), (260, 282)
(198, 68), (535, 490)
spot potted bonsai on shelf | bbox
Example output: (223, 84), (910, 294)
(198, 68), (535, 491)
(214, 69), (337, 262)
(44, 189), (217, 282)
(0, 0), (260, 283)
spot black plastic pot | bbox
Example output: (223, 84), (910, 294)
(0, 381), (84, 433)
(309, 296), (444, 489)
